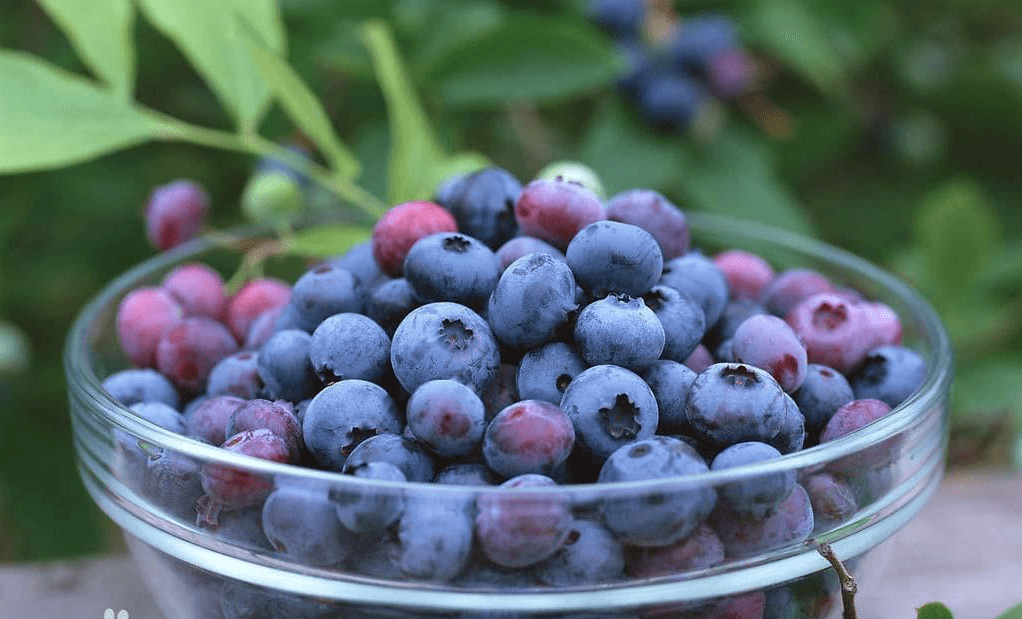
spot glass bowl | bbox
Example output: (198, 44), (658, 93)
(65, 214), (952, 619)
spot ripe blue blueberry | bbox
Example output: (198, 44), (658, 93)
(142, 449), (202, 522)
(102, 368), (180, 409)
(637, 73), (709, 132)
(327, 240), (387, 304)
(365, 277), (421, 336)
(331, 460), (406, 534)
(391, 302), (501, 394)
(397, 496), (474, 581)
(197, 504), (271, 550)
(588, 0), (645, 35)
(667, 13), (739, 71)
(706, 298), (766, 349)
(257, 329), (321, 402)
(534, 519), (625, 586)
(262, 479), (356, 566)
(309, 312), (391, 384)
(487, 253), (578, 349)
(341, 432), (436, 483)
(685, 363), (788, 448)
(767, 393), (806, 454)
(479, 363), (520, 423)
(403, 233), (501, 308)
(599, 436), (716, 546)
(206, 351), (263, 399)
(566, 221), (664, 297)
(849, 345), (927, 408)
(516, 342), (587, 406)
(436, 167), (522, 250)
(793, 364), (854, 438)
(660, 252), (729, 327)
(642, 285), (706, 363)
(290, 264), (363, 332)
(574, 294), (665, 372)
(302, 380), (402, 470)
(711, 442), (794, 518)
(641, 360), (697, 434)
(560, 364), (659, 462)
(406, 379), (486, 458)
(434, 463), (500, 486)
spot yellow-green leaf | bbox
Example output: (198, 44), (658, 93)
(136, 0), (270, 132)
(228, 0), (286, 53)
(36, 0), (135, 97)
(283, 224), (372, 258)
(0, 52), (165, 173)
(916, 602), (954, 619)
(361, 20), (445, 204)
(246, 40), (360, 177)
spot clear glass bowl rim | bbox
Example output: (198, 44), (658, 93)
(65, 213), (953, 498)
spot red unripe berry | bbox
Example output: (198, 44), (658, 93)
(225, 278), (291, 342)
(714, 250), (774, 300)
(162, 263), (227, 319)
(116, 287), (184, 368)
(371, 201), (458, 276)
(145, 180), (209, 251)
(156, 317), (239, 392)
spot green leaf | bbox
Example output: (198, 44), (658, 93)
(953, 358), (1022, 420)
(361, 20), (446, 204)
(411, 0), (507, 75)
(136, 0), (270, 132)
(0, 52), (165, 173)
(228, 0), (286, 53)
(996, 603), (1022, 619)
(916, 178), (1000, 301)
(423, 14), (623, 107)
(36, 0), (135, 97)
(579, 99), (684, 195)
(283, 224), (372, 258)
(744, 0), (846, 96)
(246, 39), (360, 177)
(675, 128), (815, 236)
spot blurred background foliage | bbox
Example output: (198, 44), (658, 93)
(0, 0), (1020, 560)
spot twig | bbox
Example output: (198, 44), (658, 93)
(818, 542), (858, 619)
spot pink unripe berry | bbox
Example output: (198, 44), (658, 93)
(162, 263), (227, 319)
(761, 269), (834, 317)
(732, 314), (808, 392)
(116, 287), (184, 368)
(145, 180), (209, 251)
(156, 317), (239, 392)
(371, 201), (458, 276)
(785, 293), (874, 373)
(714, 250), (774, 300)
(225, 278), (291, 342)
(514, 179), (606, 250)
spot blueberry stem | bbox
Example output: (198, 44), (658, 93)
(149, 114), (387, 219)
(817, 542), (858, 619)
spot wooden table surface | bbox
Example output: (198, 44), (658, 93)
(0, 471), (1018, 619)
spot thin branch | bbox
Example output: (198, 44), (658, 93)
(818, 542), (858, 619)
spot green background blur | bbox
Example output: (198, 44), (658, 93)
(1, 0), (1021, 561)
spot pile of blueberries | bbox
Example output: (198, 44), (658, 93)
(107, 165), (926, 618)
(588, 0), (754, 132)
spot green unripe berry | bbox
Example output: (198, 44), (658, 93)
(241, 172), (305, 228)
(536, 161), (606, 200)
